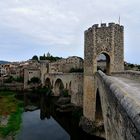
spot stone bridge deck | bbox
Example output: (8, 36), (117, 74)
(110, 76), (140, 104)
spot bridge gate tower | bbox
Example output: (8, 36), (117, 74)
(83, 23), (124, 136)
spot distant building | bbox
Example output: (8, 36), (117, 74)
(24, 68), (41, 89)
(49, 56), (83, 73)
(0, 55), (84, 89)
(0, 64), (7, 76)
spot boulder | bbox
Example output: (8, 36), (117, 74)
(56, 97), (70, 105)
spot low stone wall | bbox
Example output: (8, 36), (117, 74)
(0, 83), (24, 91)
(96, 71), (140, 140)
(112, 70), (140, 81)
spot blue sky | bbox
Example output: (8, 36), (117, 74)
(0, 0), (140, 64)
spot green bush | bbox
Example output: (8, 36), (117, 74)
(14, 77), (24, 83)
(4, 76), (24, 83)
(0, 107), (23, 137)
(28, 77), (40, 84)
(39, 55), (62, 62)
(62, 89), (69, 97)
(4, 76), (13, 83)
(0, 91), (23, 137)
(69, 68), (83, 73)
(32, 55), (39, 61)
(0, 91), (15, 96)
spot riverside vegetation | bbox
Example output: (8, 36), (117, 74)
(0, 91), (23, 139)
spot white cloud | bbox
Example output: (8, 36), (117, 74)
(0, 0), (140, 62)
(0, 0), (80, 46)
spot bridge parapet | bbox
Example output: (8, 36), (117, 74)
(112, 70), (140, 81)
(95, 70), (140, 139)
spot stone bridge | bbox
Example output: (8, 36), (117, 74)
(82, 23), (140, 140)
(24, 22), (140, 139)
(43, 73), (83, 106)
(82, 70), (140, 139)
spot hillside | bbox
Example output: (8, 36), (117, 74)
(0, 60), (10, 64)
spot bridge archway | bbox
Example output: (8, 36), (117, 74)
(95, 89), (103, 121)
(54, 78), (64, 96)
(45, 78), (51, 88)
(95, 88), (105, 137)
(97, 52), (111, 75)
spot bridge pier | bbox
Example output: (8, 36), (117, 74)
(83, 75), (96, 121)
(80, 74), (105, 138)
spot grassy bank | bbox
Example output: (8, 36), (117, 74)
(0, 91), (23, 138)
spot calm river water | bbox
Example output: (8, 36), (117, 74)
(15, 93), (105, 140)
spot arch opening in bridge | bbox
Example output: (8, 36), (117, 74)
(97, 52), (110, 75)
(66, 83), (68, 89)
(95, 89), (105, 137)
(45, 78), (51, 88)
(52, 80), (54, 88)
(54, 79), (64, 96)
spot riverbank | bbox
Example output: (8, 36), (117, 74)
(0, 91), (23, 139)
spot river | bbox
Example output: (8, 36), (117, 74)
(15, 93), (105, 140)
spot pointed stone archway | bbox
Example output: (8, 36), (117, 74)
(54, 78), (64, 96)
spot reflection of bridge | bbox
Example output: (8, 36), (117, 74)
(82, 23), (140, 139)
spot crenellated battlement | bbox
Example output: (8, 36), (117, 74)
(85, 22), (123, 33)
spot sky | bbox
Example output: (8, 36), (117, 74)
(0, 0), (140, 64)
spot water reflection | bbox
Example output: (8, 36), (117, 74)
(40, 92), (51, 120)
(16, 110), (70, 140)
(16, 92), (105, 140)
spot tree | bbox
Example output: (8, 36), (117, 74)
(137, 65), (140, 70)
(4, 76), (13, 83)
(32, 55), (38, 61)
(28, 77), (40, 84)
(69, 68), (84, 73)
(14, 77), (24, 83)
(39, 53), (62, 61)
(40, 54), (46, 60)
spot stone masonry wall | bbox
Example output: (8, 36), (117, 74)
(44, 73), (83, 107)
(24, 68), (41, 89)
(84, 23), (124, 74)
(83, 23), (124, 121)
(83, 25), (96, 121)
(114, 24), (124, 72)
(49, 56), (83, 73)
(96, 71), (140, 140)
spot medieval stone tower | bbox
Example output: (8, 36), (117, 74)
(83, 23), (124, 121)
